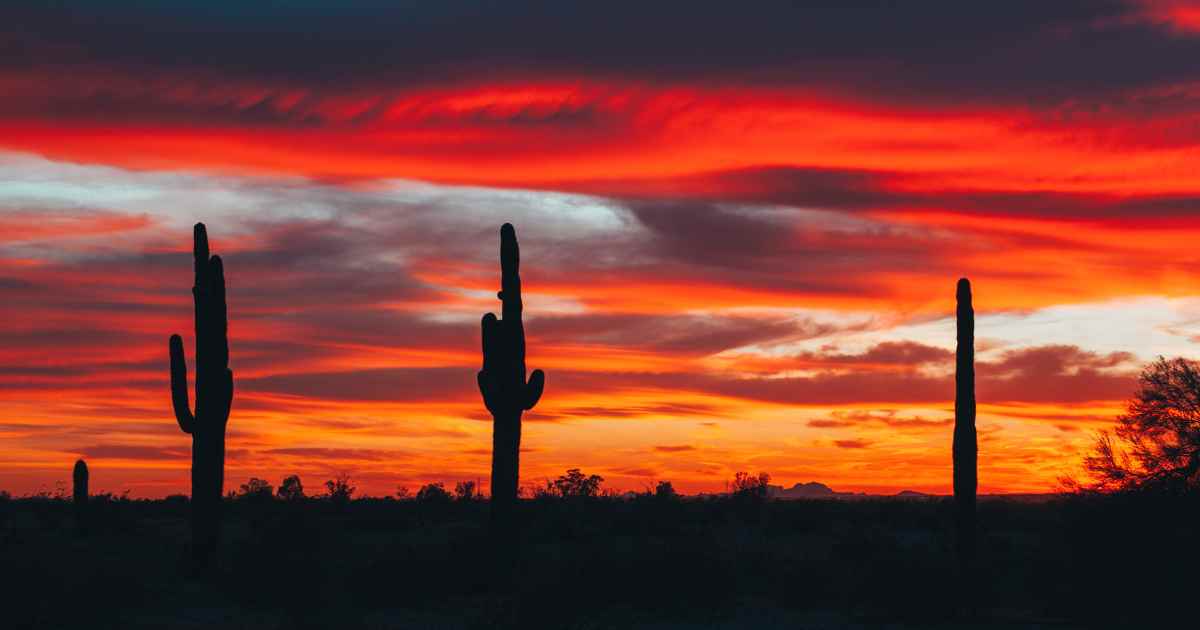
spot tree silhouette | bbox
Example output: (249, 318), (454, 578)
(477, 223), (545, 572)
(729, 471), (770, 501)
(454, 480), (482, 502)
(169, 222), (234, 571)
(277, 475), (304, 501)
(237, 478), (273, 501)
(553, 468), (604, 498)
(953, 277), (977, 612)
(1076, 357), (1200, 493)
(324, 474), (356, 505)
(73, 459), (88, 534)
(654, 480), (678, 500)
(417, 482), (453, 504)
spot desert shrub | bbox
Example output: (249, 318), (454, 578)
(454, 480), (482, 502)
(324, 474), (356, 505)
(654, 480), (679, 500)
(238, 477), (274, 502)
(277, 475), (305, 501)
(552, 468), (604, 499)
(729, 472), (771, 500)
(417, 482), (453, 504)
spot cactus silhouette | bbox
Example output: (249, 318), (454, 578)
(478, 223), (545, 558)
(73, 459), (88, 534)
(953, 277), (977, 608)
(169, 223), (234, 570)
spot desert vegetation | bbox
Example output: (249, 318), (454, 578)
(2, 466), (1195, 629)
(2, 224), (1196, 628)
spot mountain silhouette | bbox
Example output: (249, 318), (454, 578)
(768, 481), (836, 499)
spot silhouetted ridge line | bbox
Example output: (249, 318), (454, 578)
(478, 223), (544, 578)
(169, 222), (234, 572)
(953, 277), (977, 614)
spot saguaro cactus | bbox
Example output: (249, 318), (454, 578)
(73, 459), (88, 533)
(478, 223), (545, 545)
(953, 278), (977, 600)
(169, 223), (234, 569)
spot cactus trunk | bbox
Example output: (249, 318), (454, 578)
(478, 223), (545, 576)
(953, 277), (977, 606)
(190, 418), (227, 564)
(73, 459), (88, 534)
(490, 409), (521, 531)
(169, 223), (234, 570)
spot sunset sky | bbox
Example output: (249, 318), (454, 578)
(4, 1), (1200, 497)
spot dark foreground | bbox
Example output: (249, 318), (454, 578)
(1, 491), (1194, 629)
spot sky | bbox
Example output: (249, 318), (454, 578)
(3, 1), (1200, 497)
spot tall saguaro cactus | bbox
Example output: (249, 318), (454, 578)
(169, 223), (234, 569)
(953, 277), (977, 601)
(73, 459), (88, 534)
(478, 223), (545, 547)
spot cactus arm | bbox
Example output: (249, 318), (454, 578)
(169, 334), (195, 434)
(524, 369), (544, 410)
(479, 312), (501, 412)
(208, 255), (233, 424)
(209, 255), (229, 371)
(477, 370), (491, 412)
(481, 312), (500, 372)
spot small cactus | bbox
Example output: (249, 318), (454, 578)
(169, 223), (234, 569)
(478, 223), (544, 550)
(953, 277), (977, 606)
(73, 459), (88, 533)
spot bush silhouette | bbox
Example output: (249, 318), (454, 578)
(654, 480), (678, 500)
(237, 478), (273, 502)
(324, 474), (355, 505)
(417, 482), (453, 504)
(454, 480), (482, 502)
(553, 468), (605, 498)
(168, 222), (234, 570)
(729, 471), (771, 501)
(277, 475), (305, 501)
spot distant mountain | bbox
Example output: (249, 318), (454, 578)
(768, 483), (944, 500)
(769, 481), (851, 499)
(691, 483), (1052, 501)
